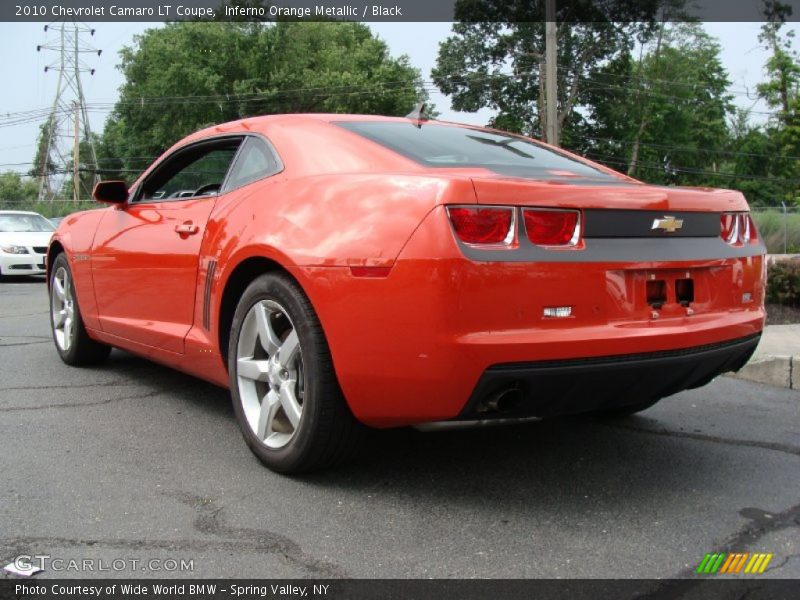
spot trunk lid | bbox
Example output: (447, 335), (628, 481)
(470, 176), (749, 214)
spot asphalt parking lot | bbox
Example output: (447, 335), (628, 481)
(1, 276), (799, 581)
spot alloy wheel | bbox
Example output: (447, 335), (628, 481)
(236, 299), (305, 449)
(51, 265), (75, 352)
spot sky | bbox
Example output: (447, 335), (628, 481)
(0, 21), (796, 175)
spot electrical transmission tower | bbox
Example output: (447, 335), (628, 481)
(36, 22), (101, 202)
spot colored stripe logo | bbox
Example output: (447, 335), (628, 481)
(696, 552), (773, 574)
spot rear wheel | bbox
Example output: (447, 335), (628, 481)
(49, 253), (111, 366)
(228, 273), (362, 473)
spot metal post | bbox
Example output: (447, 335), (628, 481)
(73, 101), (80, 204)
(782, 201), (788, 254)
(545, 0), (558, 146)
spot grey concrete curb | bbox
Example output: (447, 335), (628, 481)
(727, 355), (797, 390)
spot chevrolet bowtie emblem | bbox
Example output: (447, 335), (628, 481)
(652, 215), (684, 233)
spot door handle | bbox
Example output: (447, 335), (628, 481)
(175, 222), (199, 235)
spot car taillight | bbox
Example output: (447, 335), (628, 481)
(447, 206), (514, 245)
(523, 208), (580, 246)
(720, 213), (738, 244)
(740, 214), (757, 244)
(720, 212), (757, 245)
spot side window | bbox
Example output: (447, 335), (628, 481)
(222, 137), (280, 192)
(138, 138), (243, 202)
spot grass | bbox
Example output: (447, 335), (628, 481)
(751, 210), (800, 254)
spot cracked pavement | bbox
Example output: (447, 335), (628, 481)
(1, 276), (799, 579)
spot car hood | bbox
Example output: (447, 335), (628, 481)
(0, 231), (54, 247)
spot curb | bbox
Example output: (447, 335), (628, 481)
(726, 355), (797, 390)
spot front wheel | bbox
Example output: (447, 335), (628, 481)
(228, 273), (362, 473)
(49, 253), (111, 366)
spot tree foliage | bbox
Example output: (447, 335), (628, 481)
(99, 20), (428, 180)
(753, 11), (800, 205)
(431, 0), (663, 140)
(0, 172), (39, 202)
(30, 116), (56, 181)
(583, 23), (733, 186)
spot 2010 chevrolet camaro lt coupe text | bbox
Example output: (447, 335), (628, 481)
(47, 114), (766, 472)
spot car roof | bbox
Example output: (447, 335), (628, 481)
(187, 113), (470, 140)
(0, 210), (45, 216)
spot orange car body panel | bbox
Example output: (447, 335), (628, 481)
(50, 114), (766, 426)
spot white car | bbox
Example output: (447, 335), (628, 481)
(0, 210), (55, 277)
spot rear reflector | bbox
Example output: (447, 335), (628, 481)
(543, 306), (572, 318)
(523, 209), (580, 246)
(447, 206), (514, 245)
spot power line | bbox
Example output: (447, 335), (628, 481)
(580, 134), (800, 161)
(585, 151), (800, 183)
(0, 69), (787, 129)
(586, 69), (755, 97)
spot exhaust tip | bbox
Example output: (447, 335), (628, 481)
(477, 384), (523, 415)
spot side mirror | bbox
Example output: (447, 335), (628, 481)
(93, 180), (128, 204)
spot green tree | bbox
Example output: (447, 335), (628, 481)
(431, 0), (665, 141)
(99, 21), (427, 179)
(708, 111), (788, 207)
(0, 172), (39, 202)
(758, 1), (800, 120)
(583, 23), (733, 186)
(755, 5), (800, 205)
(29, 115), (57, 182)
(58, 137), (102, 202)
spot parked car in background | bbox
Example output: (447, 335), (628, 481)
(49, 217), (65, 228)
(0, 210), (54, 278)
(47, 114), (766, 473)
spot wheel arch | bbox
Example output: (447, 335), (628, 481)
(46, 240), (66, 289)
(217, 255), (305, 368)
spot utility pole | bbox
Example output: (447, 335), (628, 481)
(544, 0), (558, 146)
(73, 101), (80, 203)
(782, 201), (788, 254)
(37, 21), (101, 202)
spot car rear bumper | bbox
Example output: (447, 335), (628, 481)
(296, 261), (765, 427)
(459, 333), (760, 420)
(292, 207), (767, 427)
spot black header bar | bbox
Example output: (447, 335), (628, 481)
(2, 579), (800, 600)
(3, 0), (800, 23)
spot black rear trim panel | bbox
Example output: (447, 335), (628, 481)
(459, 334), (761, 420)
(583, 209), (720, 238)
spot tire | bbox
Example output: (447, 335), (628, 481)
(49, 253), (111, 366)
(592, 397), (661, 418)
(228, 272), (363, 473)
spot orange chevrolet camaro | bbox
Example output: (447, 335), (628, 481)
(48, 114), (766, 472)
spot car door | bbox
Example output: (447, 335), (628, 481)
(91, 136), (244, 354)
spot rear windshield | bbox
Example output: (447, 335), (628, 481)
(336, 121), (616, 181)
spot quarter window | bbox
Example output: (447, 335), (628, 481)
(223, 137), (280, 192)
